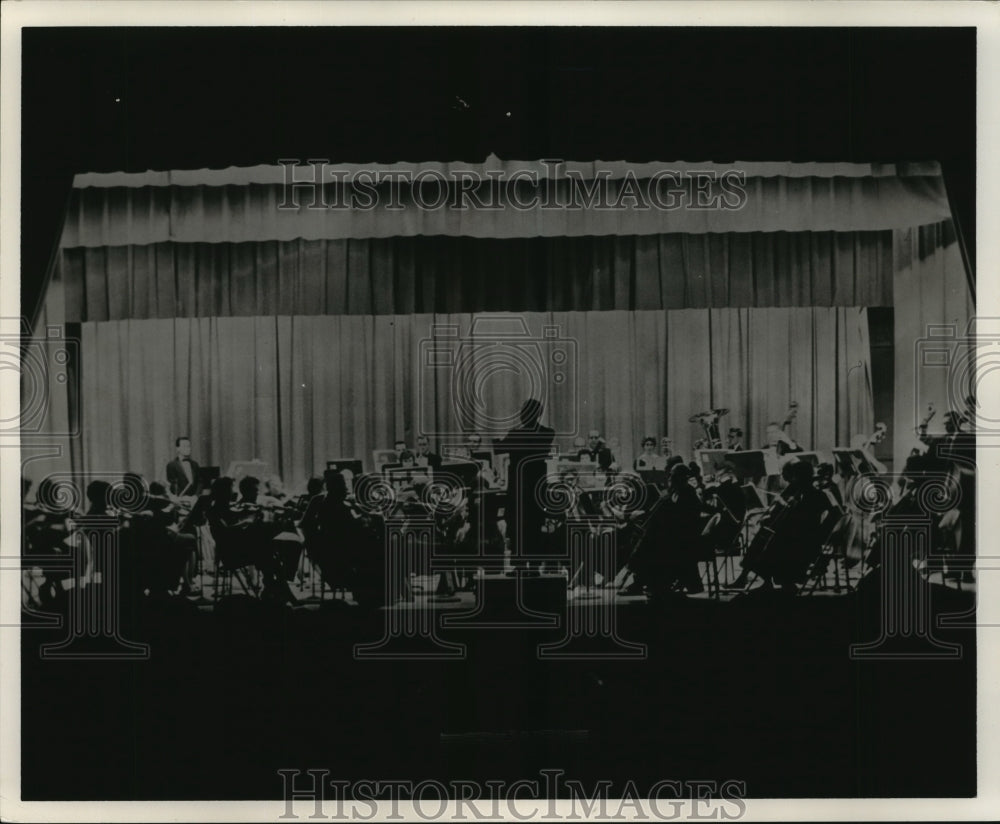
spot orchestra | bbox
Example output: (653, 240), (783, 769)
(19, 393), (978, 612)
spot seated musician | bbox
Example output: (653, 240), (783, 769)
(700, 462), (746, 557)
(208, 476), (289, 602)
(301, 469), (381, 601)
(114, 476), (193, 597)
(414, 435), (443, 471)
(659, 437), (674, 461)
(23, 477), (81, 606)
(578, 430), (615, 465)
(726, 427), (744, 452)
(762, 421), (803, 457)
(263, 476), (288, 504)
(914, 414), (974, 583)
(634, 436), (666, 471)
(814, 463), (844, 510)
(730, 459), (833, 591)
(623, 463), (705, 597)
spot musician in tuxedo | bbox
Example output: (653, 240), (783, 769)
(166, 436), (201, 499)
(493, 399), (555, 561)
(578, 429), (615, 466)
(414, 435), (443, 471)
(726, 427), (744, 452)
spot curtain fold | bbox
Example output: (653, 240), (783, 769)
(59, 172), (952, 247)
(58, 231), (894, 321)
(892, 221), (974, 467)
(78, 308), (874, 490)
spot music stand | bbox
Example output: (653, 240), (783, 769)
(386, 467), (433, 491)
(725, 450), (766, 484)
(197, 466), (220, 489)
(791, 451), (823, 468)
(695, 449), (730, 478)
(372, 449), (399, 473)
(327, 459), (363, 495)
(439, 460), (482, 492)
(742, 484), (768, 511)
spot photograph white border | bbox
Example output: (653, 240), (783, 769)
(2, 2), (998, 821)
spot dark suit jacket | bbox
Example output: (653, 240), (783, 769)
(166, 457), (201, 497)
(414, 450), (443, 471)
(493, 423), (555, 554)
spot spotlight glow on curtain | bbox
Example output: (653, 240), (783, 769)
(80, 308), (873, 489)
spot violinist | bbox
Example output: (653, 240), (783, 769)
(208, 476), (290, 602)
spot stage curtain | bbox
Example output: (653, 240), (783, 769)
(76, 308), (873, 490)
(57, 231), (893, 322)
(58, 164), (953, 247)
(892, 221), (974, 467)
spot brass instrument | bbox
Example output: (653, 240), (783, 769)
(689, 408), (729, 449)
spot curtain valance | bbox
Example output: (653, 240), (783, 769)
(58, 230), (893, 322)
(60, 161), (952, 247)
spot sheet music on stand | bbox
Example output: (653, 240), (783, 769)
(225, 460), (271, 482)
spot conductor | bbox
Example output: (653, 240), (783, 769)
(493, 399), (555, 562)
